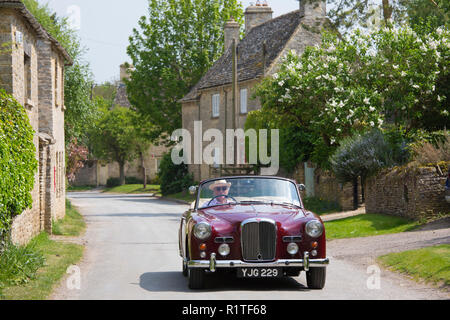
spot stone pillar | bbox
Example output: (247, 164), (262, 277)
(244, 3), (273, 34)
(224, 18), (240, 51)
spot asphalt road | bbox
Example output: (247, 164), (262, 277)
(51, 191), (449, 300)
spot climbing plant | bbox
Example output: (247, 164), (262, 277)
(0, 89), (37, 245)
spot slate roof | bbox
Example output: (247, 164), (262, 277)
(0, 0), (73, 65)
(181, 9), (302, 102)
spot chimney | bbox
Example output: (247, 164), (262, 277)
(245, 1), (273, 34)
(299, 0), (326, 19)
(224, 18), (240, 50)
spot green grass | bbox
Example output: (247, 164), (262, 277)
(0, 232), (84, 300)
(303, 196), (342, 215)
(324, 214), (420, 240)
(103, 184), (161, 194)
(67, 185), (96, 192)
(378, 245), (450, 287)
(52, 200), (86, 236)
(0, 200), (85, 300)
(164, 191), (196, 203)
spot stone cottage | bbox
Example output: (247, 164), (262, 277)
(71, 64), (168, 187)
(0, 0), (72, 245)
(181, 0), (327, 182)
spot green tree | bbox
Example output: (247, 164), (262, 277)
(23, 0), (97, 148)
(90, 104), (150, 186)
(126, 0), (244, 142)
(252, 26), (449, 168)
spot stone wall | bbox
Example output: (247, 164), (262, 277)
(1, 7), (67, 245)
(365, 166), (449, 220)
(292, 164), (358, 212)
(3, 8), (42, 246)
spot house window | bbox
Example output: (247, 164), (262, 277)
(24, 53), (31, 101)
(212, 94), (220, 118)
(54, 60), (59, 106)
(240, 88), (248, 114)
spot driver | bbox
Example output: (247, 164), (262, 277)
(208, 180), (232, 206)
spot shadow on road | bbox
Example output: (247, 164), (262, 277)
(139, 271), (309, 293)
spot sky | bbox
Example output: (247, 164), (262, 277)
(38, 0), (301, 84)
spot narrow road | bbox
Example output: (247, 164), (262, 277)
(51, 191), (449, 300)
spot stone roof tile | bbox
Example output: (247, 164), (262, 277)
(181, 9), (302, 102)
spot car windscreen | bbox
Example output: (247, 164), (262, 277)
(198, 178), (301, 209)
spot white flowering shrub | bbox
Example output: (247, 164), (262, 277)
(253, 26), (449, 167)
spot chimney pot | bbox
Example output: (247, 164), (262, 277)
(224, 18), (240, 50)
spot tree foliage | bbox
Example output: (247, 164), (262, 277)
(158, 152), (194, 196)
(126, 0), (244, 142)
(23, 0), (97, 148)
(0, 90), (37, 242)
(252, 26), (449, 168)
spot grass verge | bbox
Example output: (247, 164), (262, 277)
(378, 245), (450, 287)
(52, 199), (86, 236)
(324, 214), (420, 240)
(0, 232), (84, 300)
(67, 185), (96, 192)
(103, 184), (161, 194)
(163, 191), (196, 203)
(0, 200), (85, 300)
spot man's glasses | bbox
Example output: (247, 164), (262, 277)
(214, 187), (228, 192)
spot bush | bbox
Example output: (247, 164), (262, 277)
(125, 176), (143, 185)
(106, 177), (121, 188)
(0, 89), (37, 244)
(158, 152), (194, 196)
(410, 131), (450, 166)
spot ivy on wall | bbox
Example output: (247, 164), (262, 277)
(0, 89), (37, 243)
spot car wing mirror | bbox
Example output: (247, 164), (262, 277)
(297, 184), (306, 191)
(189, 186), (198, 195)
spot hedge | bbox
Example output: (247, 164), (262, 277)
(0, 89), (37, 243)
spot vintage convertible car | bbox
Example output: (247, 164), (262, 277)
(178, 176), (329, 290)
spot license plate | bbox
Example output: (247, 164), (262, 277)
(237, 268), (282, 278)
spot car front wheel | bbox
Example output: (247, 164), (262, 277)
(306, 267), (326, 289)
(188, 268), (205, 289)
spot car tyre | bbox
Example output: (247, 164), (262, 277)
(306, 267), (326, 289)
(188, 268), (205, 289)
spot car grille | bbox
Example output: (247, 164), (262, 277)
(241, 219), (277, 262)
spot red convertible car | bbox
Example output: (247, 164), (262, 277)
(178, 176), (329, 289)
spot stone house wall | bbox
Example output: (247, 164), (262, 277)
(366, 166), (449, 220)
(1, 5), (68, 245)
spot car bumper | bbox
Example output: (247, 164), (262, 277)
(188, 252), (330, 272)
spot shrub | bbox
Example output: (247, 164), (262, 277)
(410, 131), (450, 166)
(0, 89), (37, 244)
(106, 177), (121, 188)
(125, 176), (143, 185)
(158, 152), (194, 196)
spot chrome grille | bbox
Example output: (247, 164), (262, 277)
(241, 219), (276, 262)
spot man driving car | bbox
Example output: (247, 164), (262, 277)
(207, 180), (232, 207)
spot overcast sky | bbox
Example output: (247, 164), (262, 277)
(38, 0), (301, 84)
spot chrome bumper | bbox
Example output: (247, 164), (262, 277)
(188, 252), (330, 272)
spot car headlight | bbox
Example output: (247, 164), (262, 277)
(305, 220), (323, 238)
(193, 222), (212, 240)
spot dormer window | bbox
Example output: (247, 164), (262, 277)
(212, 93), (220, 118)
